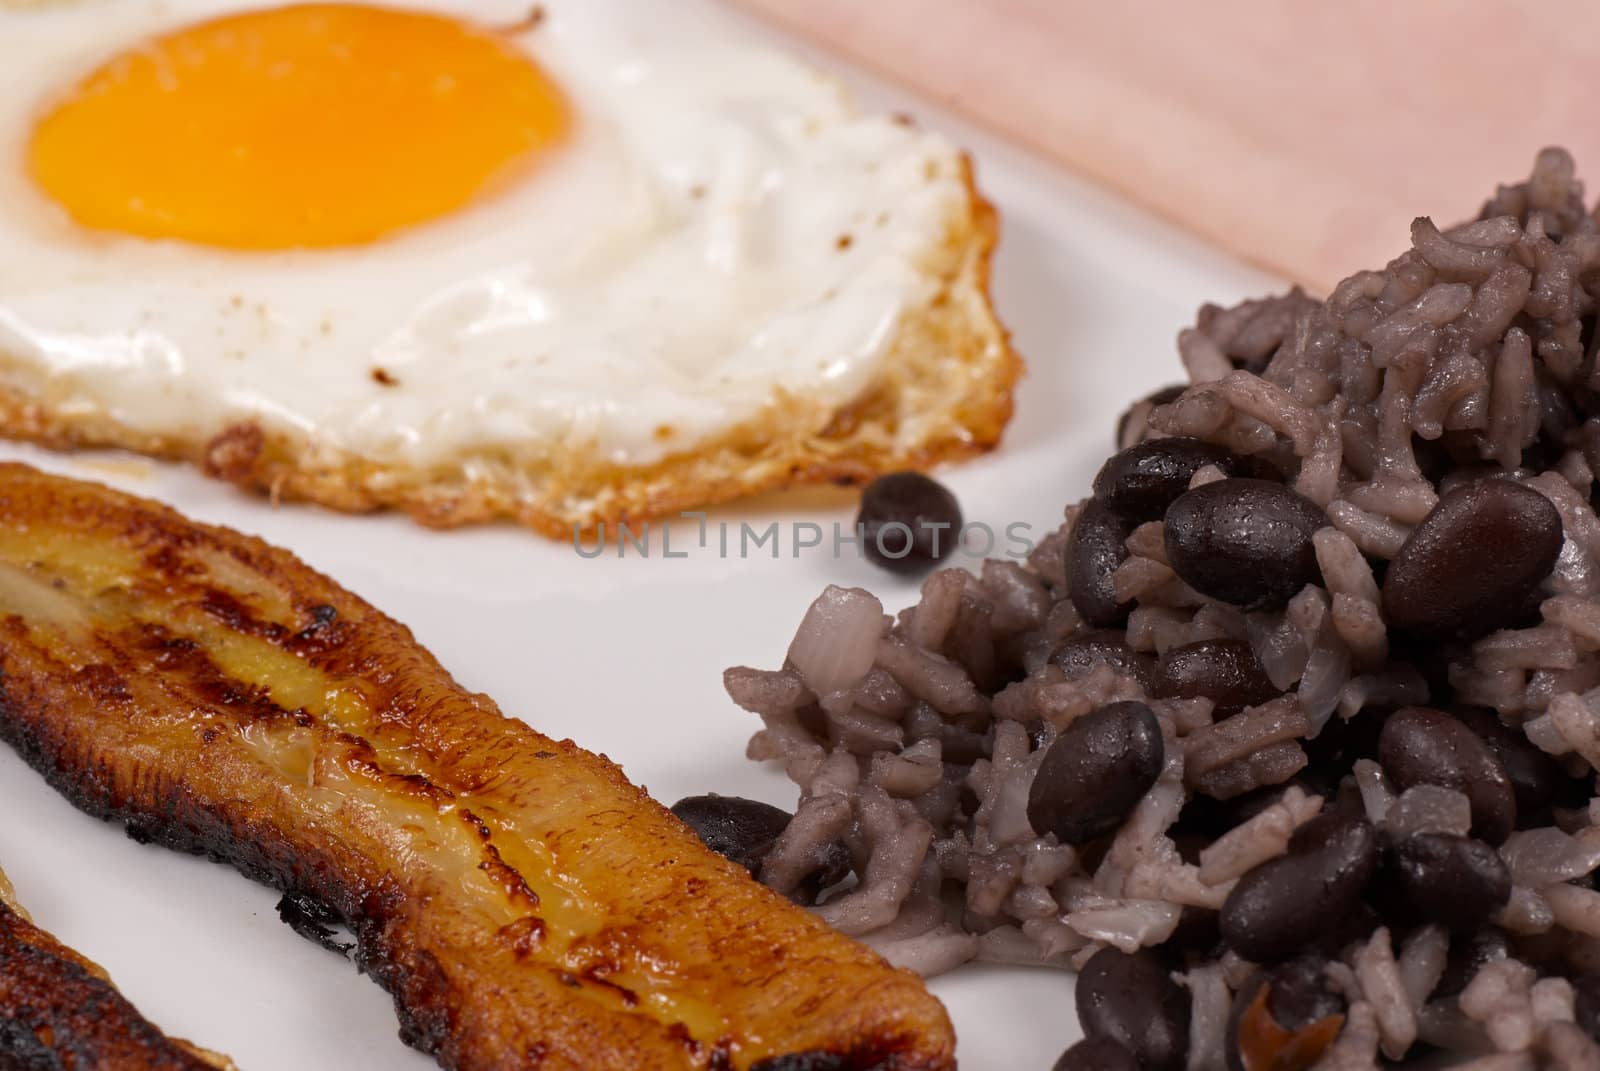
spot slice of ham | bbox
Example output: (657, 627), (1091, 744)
(736, 0), (1600, 290)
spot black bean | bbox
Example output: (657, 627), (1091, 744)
(1384, 833), (1512, 931)
(669, 797), (850, 906)
(1174, 780), (1309, 841)
(1153, 639), (1280, 716)
(1265, 954), (1345, 1031)
(795, 840), (854, 907)
(670, 794), (791, 874)
(1381, 480), (1563, 639)
(1377, 706), (1517, 845)
(1574, 973), (1600, 1041)
(1455, 706), (1585, 820)
(1052, 1036), (1140, 1071)
(1164, 906), (1223, 961)
(1068, 499), (1137, 627)
(1093, 438), (1271, 522)
(1049, 631), (1155, 688)
(856, 472), (963, 575)
(1027, 701), (1164, 846)
(1076, 948), (1190, 1071)
(1225, 960), (1346, 1071)
(1301, 707), (1388, 788)
(1526, 367), (1583, 472)
(1163, 479), (1326, 610)
(1436, 927), (1510, 999)
(1219, 813), (1379, 963)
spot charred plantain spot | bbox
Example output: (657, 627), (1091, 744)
(142, 544), (200, 580)
(148, 632), (199, 668)
(132, 623), (298, 726)
(580, 966), (639, 1009)
(477, 843), (541, 910)
(197, 588), (287, 644)
(750, 1055), (852, 1071)
(351, 766), (453, 806)
(395, 773), (451, 802)
(496, 915), (546, 958)
(666, 1022), (702, 1059)
(460, 809), (493, 840)
(276, 891), (354, 958)
(290, 603), (346, 652)
(72, 663), (130, 703)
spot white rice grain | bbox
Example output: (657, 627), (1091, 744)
(1353, 758), (1396, 824)
(1550, 692), (1600, 769)
(1313, 527), (1383, 604)
(1197, 784), (1322, 885)
(1543, 883), (1600, 938)
(1064, 899), (1181, 952)
(1355, 928), (1417, 1060)
(1398, 925), (1450, 1011)
(1460, 958), (1539, 1053)
(1384, 784), (1473, 838)
(1179, 965), (1230, 1071)
(1498, 886), (1556, 935)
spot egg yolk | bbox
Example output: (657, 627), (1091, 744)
(26, 3), (567, 250)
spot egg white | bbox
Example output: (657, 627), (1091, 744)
(0, 0), (971, 468)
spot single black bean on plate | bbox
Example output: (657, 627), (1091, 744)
(1163, 478), (1326, 610)
(1052, 1036), (1140, 1071)
(1376, 706), (1517, 844)
(670, 794), (791, 874)
(1048, 630), (1155, 688)
(1382, 832), (1512, 931)
(856, 471), (963, 574)
(1153, 639), (1281, 716)
(670, 795), (851, 904)
(1381, 479), (1563, 639)
(1092, 438), (1275, 522)
(1219, 812), (1379, 963)
(1075, 947), (1191, 1071)
(1027, 701), (1164, 846)
(1067, 499), (1138, 627)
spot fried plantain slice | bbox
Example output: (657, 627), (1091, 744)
(0, 864), (236, 1070)
(0, 463), (954, 1071)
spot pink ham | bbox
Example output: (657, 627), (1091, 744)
(738, 0), (1600, 290)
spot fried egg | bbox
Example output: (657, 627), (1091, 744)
(0, 0), (1016, 533)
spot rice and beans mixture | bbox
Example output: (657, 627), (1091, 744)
(706, 150), (1600, 1070)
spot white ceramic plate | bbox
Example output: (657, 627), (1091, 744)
(0, 5), (1279, 1067)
